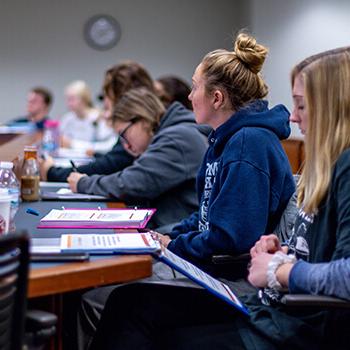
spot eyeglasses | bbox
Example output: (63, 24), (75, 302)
(118, 122), (134, 147)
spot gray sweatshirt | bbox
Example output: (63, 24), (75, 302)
(77, 102), (208, 228)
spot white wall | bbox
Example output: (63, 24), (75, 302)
(250, 0), (350, 137)
(0, 0), (248, 123)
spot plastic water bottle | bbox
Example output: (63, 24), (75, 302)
(0, 161), (20, 232)
(42, 120), (60, 156)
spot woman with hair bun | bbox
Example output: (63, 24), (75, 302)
(155, 32), (295, 272)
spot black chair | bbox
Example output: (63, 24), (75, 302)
(0, 232), (29, 350)
(0, 232), (57, 350)
(280, 294), (350, 308)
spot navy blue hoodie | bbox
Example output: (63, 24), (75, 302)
(168, 100), (295, 268)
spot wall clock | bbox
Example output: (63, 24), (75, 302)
(84, 14), (121, 51)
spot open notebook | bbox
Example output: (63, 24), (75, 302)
(37, 208), (156, 229)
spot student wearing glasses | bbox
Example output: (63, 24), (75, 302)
(67, 87), (208, 229)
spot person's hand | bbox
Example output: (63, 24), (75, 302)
(39, 156), (54, 181)
(85, 149), (95, 157)
(248, 252), (295, 289)
(158, 233), (172, 247)
(67, 172), (87, 192)
(60, 135), (72, 148)
(150, 231), (172, 248)
(248, 252), (274, 288)
(250, 234), (282, 259)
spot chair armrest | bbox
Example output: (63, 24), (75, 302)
(26, 309), (57, 331)
(212, 253), (251, 265)
(280, 294), (350, 308)
(211, 253), (251, 279)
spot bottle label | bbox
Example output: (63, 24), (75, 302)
(21, 176), (40, 201)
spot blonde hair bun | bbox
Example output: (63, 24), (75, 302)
(234, 33), (268, 74)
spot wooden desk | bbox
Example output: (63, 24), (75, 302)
(29, 255), (152, 298)
(0, 132), (40, 160)
(14, 199), (152, 298)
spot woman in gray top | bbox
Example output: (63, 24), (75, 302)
(67, 87), (207, 228)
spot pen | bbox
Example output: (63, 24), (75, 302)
(70, 160), (78, 172)
(26, 208), (40, 216)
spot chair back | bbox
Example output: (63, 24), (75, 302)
(0, 232), (29, 350)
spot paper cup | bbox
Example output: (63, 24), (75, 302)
(0, 190), (11, 234)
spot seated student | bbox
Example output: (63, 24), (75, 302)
(153, 32), (295, 270)
(10, 87), (53, 130)
(89, 45), (350, 350)
(59, 80), (115, 154)
(67, 87), (207, 228)
(40, 61), (155, 182)
(155, 75), (193, 109)
(76, 32), (294, 350)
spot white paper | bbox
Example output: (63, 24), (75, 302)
(161, 248), (246, 310)
(61, 232), (160, 253)
(41, 209), (152, 223)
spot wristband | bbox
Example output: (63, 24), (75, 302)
(267, 251), (296, 291)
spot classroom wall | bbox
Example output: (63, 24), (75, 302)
(250, 0), (350, 137)
(0, 0), (248, 123)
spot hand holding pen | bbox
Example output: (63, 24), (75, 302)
(69, 160), (78, 172)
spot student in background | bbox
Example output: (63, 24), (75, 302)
(90, 46), (350, 350)
(40, 61), (155, 182)
(67, 87), (207, 229)
(10, 87), (53, 130)
(155, 75), (192, 109)
(59, 80), (115, 153)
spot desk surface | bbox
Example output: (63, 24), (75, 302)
(1, 133), (153, 299)
(15, 198), (152, 298)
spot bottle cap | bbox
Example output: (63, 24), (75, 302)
(0, 161), (14, 169)
(44, 120), (60, 128)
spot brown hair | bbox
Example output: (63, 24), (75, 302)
(201, 32), (268, 110)
(111, 87), (165, 132)
(31, 87), (53, 108)
(156, 75), (192, 110)
(103, 61), (154, 104)
(291, 46), (350, 213)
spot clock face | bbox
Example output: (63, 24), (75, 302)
(84, 15), (121, 51)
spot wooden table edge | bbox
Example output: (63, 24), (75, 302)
(28, 255), (153, 298)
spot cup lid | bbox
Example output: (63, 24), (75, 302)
(0, 161), (14, 169)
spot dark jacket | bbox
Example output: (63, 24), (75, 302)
(47, 141), (134, 182)
(242, 148), (350, 350)
(168, 100), (295, 268)
(77, 102), (208, 228)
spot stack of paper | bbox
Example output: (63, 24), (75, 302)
(61, 232), (161, 254)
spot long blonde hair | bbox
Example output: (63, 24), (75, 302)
(201, 32), (269, 110)
(292, 47), (350, 213)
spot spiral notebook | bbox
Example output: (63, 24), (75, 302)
(37, 208), (156, 229)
